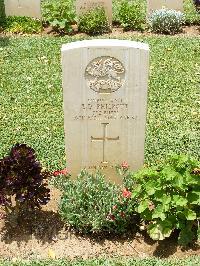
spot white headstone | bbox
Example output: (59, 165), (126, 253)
(4, 0), (41, 19)
(62, 39), (149, 182)
(147, 0), (184, 15)
(76, 0), (112, 25)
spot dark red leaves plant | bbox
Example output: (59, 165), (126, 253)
(0, 143), (50, 213)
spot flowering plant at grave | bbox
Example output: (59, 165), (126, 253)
(53, 168), (69, 177)
(122, 188), (132, 198)
(51, 167), (71, 191)
(0, 144), (51, 220)
(59, 170), (138, 234)
(115, 161), (135, 190)
(149, 9), (185, 35)
(115, 161), (129, 176)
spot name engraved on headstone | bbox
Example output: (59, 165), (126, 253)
(74, 98), (136, 121)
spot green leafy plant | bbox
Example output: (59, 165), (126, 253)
(128, 154), (200, 245)
(185, 0), (200, 25)
(117, 0), (145, 31)
(0, 144), (50, 220)
(1, 16), (42, 33)
(59, 170), (137, 234)
(149, 9), (185, 34)
(42, 0), (75, 32)
(78, 7), (110, 35)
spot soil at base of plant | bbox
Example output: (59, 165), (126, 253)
(0, 187), (199, 260)
(0, 25), (200, 38)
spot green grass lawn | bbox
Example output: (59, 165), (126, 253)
(0, 35), (199, 171)
(1, 257), (200, 266)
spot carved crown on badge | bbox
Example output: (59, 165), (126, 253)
(85, 56), (125, 94)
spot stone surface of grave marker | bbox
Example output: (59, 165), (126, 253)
(76, 0), (112, 25)
(147, 0), (184, 15)
(62, 39), (149, 183)
(4, 0), (41, 19)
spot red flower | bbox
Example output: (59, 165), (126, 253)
(121, 161), (129, 170)
(122, 188), (132, 198)
(53, 168), (68, 176)
(107, 213), (115, 221)
(53, 171), (60, 177)
(59, 168), (68, 175)
(120, 211), (126, 218)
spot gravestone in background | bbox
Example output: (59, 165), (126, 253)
(62, 39), (150, 183)
(147, 0), (184, 15)
(0, 0), (6, 22)
(4, 0), (41, 19)
(76, 0), (112, 25)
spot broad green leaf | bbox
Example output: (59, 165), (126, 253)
(147, 223), (172, 241)
(161, 166), (177, 181)
(174, 174), (185, 189)
(137, 200), (149, 213)
(183, 209), (196, 220)
(145, 180), (156, 195)
(172, 195), (188, 207)
(152, 205), (166, 221)
(187, 191), (200, 204)
(162, 194), (171, 205)
(131, 184), (142, 198)
(154, 190), (164, 202)
(178, 228), (194, 246)
(184, 172), (198, 185)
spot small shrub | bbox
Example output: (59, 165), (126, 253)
(149, 9), (185, 35)
(42, 0), (75, 32)
(59, 170), (137, 234)
(117, 0), (145, 31)
(0, 144), (50, 218)
(78, 7), (110, 35)
(1, 16), (42, 33)
(128, 154), (200, 245)
(185, 0), (200, 25)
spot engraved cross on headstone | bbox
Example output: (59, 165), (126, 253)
(18, 0), (22, 8)
(91, 123), (119, 163)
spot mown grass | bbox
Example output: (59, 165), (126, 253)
(1, 257), (200, 266)
(0, 35), (199, 171)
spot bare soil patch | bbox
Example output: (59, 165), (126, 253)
(1, 25), (199, 38)
(43, 25), (200, 38)
(0, 187), (199, 260)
